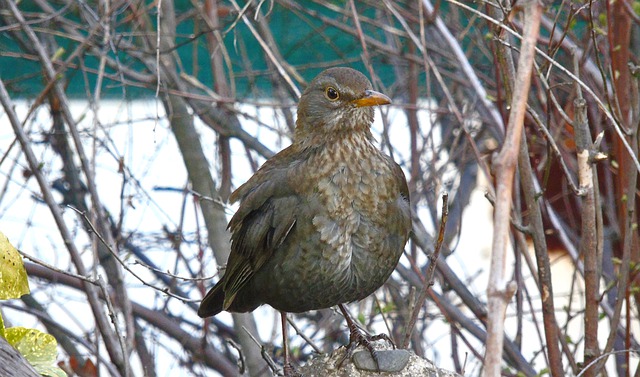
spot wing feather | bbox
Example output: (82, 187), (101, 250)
(220, 147), (301, 311)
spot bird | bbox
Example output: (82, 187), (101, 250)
(198, 67), (411, 374)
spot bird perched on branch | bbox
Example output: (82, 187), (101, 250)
(198, 67), (411, 374)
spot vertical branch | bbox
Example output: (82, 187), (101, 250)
(604, 0), (640, 316)
(574, 69), (600, 377)
(406, 43), (421, 203)
(484, 2), (542, 376)
(603, 0), (639, 374)
(405, 41), (421, 265)
(518, 128), (564, 376)
(594, 118), (638, 376)
(157, 2), (266, 375)
(204, 0), (233, 200)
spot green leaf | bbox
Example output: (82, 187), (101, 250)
(537, 367), (550, 376)
(6, 327), (66, 377)
(34, 365), (67, 377)
(0, 311), (5, 339)
(384, 303), (396, 313)
(0, 231), (30, 299)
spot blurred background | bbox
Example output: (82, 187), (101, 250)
(0, 1), (639, 376)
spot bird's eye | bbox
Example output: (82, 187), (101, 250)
(324, 87), (339, 101)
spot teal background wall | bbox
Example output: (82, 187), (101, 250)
(0, 1), (400, 99)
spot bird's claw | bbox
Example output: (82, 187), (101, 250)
(282, 362), (302, 377)
(369, 332), (396, 349)
(337, 326), (394, 371)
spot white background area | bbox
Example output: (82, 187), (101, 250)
(1, 99), (625, 375)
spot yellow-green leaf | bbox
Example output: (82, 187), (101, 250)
(37, 365), (68, 377)
(6, 327), (65, 377)
(0, 231), (30, 299)
(0, 311), (5, 339)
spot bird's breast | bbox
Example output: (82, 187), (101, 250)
(251, 135), (409, 312)
(297, 136), (400, 270)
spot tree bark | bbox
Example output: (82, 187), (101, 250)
(0, 336), (41, 377)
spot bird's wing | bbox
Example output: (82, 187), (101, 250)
(390, 159), (412, 236)
(220, 150), (300, 310)
(392, 160), (410, 205)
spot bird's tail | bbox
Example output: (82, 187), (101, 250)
(197, 282), (225, 318)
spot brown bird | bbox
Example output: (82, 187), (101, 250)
(198, 67), (411, 373)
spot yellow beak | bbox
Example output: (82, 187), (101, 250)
(352, 90), (391, 107)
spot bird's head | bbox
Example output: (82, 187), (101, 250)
(294, 67), (391, 140)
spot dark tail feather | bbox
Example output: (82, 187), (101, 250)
(198, 283), (225, 318)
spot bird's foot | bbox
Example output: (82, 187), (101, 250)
(337, 325), (394, 370)
(336, 304), (395, 370)
(282, 362), (302, 377)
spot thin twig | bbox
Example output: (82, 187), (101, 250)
(286, 317), (322, 354)
(19, 251), (98, 286)
(68, 206), (198, 303)
(227, 0), (301, 99)
(243, 327), (281, 375)
(448, 0), (640, 174)
(576, 349), (640, 377)
(132, 259), (219, 281)
(0, 75), (126, 376)
(402, 192), (448, 348)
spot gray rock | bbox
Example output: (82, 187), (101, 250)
(296, 343), (463, 377)
(352, 349), (411, 372)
